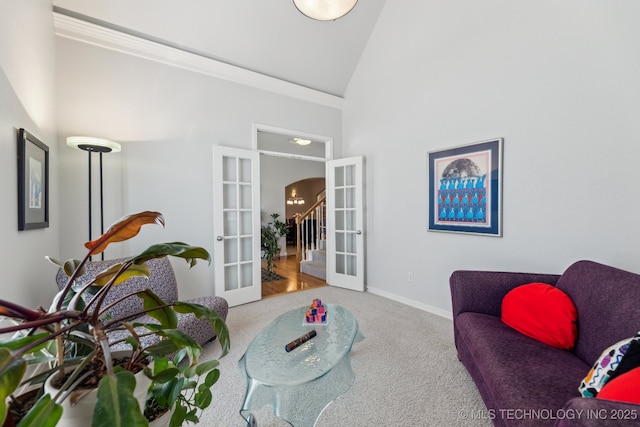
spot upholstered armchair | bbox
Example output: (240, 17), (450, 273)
(54, 257), (228, 351)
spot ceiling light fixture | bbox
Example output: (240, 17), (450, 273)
(292, 0), (358, 21)
(287, 190), (305, 205)
(291, 138), (312, 146)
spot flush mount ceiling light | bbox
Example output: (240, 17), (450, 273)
(292, 0), (358, 21)
(290, 137), (312, 146)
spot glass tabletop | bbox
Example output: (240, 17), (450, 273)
(239, 304), (364, 426)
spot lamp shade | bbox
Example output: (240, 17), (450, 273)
(292, 0), (358, 21)
(67, 136), (121, 153)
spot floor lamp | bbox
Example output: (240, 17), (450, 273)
(66, 136), (121, 260)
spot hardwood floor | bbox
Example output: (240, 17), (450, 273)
(261, 252), (326, 298)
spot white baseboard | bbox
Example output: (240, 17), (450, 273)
(366, 287), (453, 320)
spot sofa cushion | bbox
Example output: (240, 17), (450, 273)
(501, 283), (577, 350)
(597, 366), (640, 404)
(555, 260), (640, 365)
(579, 332), (640, 397)
(56, 257), (179, 322)
(456, 312), (589, 424)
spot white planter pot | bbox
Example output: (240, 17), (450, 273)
(279, 236), (288, 257)
(148, 407), (173, 427)
(44, 351), (152, 427)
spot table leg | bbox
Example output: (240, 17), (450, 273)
(246, 414), (258, 427)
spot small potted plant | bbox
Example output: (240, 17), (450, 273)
(260, 213), (287, 281)
(0, 211), (229, 427)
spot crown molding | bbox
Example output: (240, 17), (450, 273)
(53, 12), (344, 110)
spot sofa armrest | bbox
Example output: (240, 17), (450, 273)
(556, 397), (640, 427)
(450, 270), (561, 319)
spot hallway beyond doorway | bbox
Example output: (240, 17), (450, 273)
(262, 252), (326, 298)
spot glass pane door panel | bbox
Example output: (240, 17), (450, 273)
(240, 237), (253, 262)
(225, 265), (238, 291)
(223, 156), (236, 181)
(239, 159), (252, 182)
(335, 188), (345, 209)
(346, 233), (356, 254)
(240, 263), (253, 288)
(345, 165), (355, 185)
(346, 211), (355, 231)
(240, 185), (252, 209)
(335, 166), (345, 186)
(335, 211), (345, 231)
(346, 255), (356, 276)
(224, 211), (238, 236)
(224, 239), (238, 263)
(346, 188), (356, 208)
(336, 232), (345, 252)
(240, 211), (252, 235)
(336, 254), (345, 274)
(223, 184), (237, 209)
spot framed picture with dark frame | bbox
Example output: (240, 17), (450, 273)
(428, 138), (503, 236)
(17, 128), (49, 230)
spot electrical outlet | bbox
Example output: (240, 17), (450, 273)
(408, 272), (414, 283)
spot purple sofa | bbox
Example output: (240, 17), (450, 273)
(450, 260), (640, 427)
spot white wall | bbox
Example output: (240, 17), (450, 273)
(344, 0), (640, 315)
(0, 0), (59, 307)
(55, 37), (342, 300)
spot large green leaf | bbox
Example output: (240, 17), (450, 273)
(143, 340), (181, 358)
(135, 290), (177, 329)
(130, 243), (211, 267)
(15, 393), (62, 427)
(0, 332), (50, 352)
(0, 348), (27, 425)
(94, 263), (150, 287)
(195, 359), (219, 376)
(143, 329), (201, 364)
(172, 302), (230, 357)
(93, 371), (147, 427)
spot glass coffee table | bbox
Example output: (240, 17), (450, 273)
(239, 304), (364, 426)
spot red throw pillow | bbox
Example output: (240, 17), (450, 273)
(501, 282), (578, 350)
(597, 366), (640, 404)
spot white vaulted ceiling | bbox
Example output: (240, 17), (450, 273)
(52, 0), (388, 100)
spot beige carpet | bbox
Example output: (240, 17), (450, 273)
(198, 286), (491, 426)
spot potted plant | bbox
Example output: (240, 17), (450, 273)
(0, 211), (229, 427)
(260, 213), (287, 281)
(144, 348), (220, 427)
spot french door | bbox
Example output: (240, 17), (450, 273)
(212, 146), (261, 307)
(326, 156), (365, 291)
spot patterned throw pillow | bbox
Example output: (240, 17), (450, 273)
(579, 332), (640, 397)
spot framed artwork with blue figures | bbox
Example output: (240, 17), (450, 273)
(428, 138), (503, 236)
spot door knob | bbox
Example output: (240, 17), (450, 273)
(356, 230), (362, 235)
(216, 236), (223, 241)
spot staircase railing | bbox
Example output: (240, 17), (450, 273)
(296, 196), (326, 264)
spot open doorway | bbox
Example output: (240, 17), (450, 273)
(256, 125), (332, 298)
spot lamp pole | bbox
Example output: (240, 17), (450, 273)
(67, 137), (121, 261)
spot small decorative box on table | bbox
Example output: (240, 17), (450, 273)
(305, 298), (327, 324)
